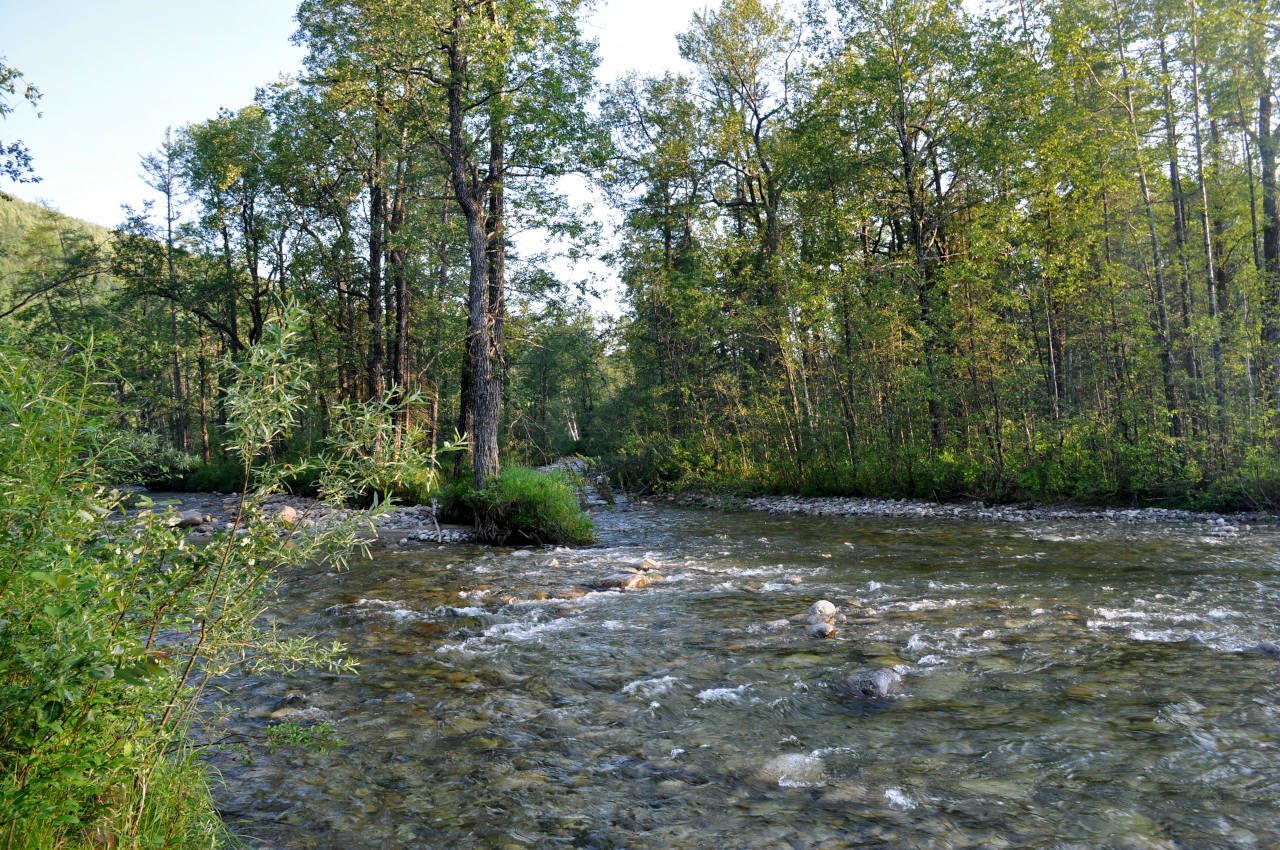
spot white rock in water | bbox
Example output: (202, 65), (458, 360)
(640, 557), (660, 571)
(277, 505), (299, 525)
(807, 622), (836, 639)
(760, 753), (825, 788)
(808, 600), (837, 624)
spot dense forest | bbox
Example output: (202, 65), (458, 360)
(3, 0), (1279, 509)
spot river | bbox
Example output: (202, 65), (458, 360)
(207, 499), (1280, 849)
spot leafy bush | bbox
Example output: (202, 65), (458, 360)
(96, 428), (199, 485)
(466, 466), (595, 545)
(0, 311), (378, 848)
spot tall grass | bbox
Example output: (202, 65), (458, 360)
(466, 466), (596, 545)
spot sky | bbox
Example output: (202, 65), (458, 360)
(1, 0), (694, 310)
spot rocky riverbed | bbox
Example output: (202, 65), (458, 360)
(205, 498), (1280, 849)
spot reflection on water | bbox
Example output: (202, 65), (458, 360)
(208, 503), (1280, 849)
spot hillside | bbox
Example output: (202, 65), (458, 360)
(0, 192), (117, 321)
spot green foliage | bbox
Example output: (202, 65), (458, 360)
(0, 310), (381, 848)
(466, 466), (595, 545)
(263, 720), (345, 755)
(96, 429), (199, 485)
(0, 59), (41, 183)
(159, 456), (247, 493)
(586, 0), (1280, 511)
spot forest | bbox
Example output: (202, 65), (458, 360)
(2, 0), (1280, 844)
(3, 0), (1280, 507)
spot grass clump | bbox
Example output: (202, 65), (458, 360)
(468, 466), (595, 545)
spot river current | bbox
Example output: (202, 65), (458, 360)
(207, 500), (1280, 849)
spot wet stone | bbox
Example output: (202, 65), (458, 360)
(806, 623), (837, 639)
(808, 600), (838, 624)
(597, 573), (651, 591)
(842, 669), (904, 699)
(170, 508), (206, 528)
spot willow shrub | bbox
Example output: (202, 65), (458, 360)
(468, 467), (595, 546)
(0, 310), (390, 849)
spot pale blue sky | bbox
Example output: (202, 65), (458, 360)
(1, 0), (690, 229)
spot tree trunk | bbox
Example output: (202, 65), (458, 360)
(1113, 0), (1181, 439)
(445, 6), (498, 489)
(1259, 88), (1280, 396)
(1159, 36), (1198, 383)
(1188, 2), (1225, 439)
(367, 77), (387, 403)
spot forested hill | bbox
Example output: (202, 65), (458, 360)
(1, 0), (1278, 510)
(0, 193), (112, 279)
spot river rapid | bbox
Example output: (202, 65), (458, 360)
(207, 499), (1280, 849)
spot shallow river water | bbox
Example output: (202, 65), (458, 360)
(208, 501), (1280, 849)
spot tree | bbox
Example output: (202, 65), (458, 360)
(0, 58), (39, 183)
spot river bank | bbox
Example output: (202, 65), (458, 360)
(138, 481), (1279, 558)
(130, 489), (476, 546)
(654, 489), (1277, 529)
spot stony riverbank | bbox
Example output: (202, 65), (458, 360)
(653, 490), (1276, 529)
(127, 489), (476, 546)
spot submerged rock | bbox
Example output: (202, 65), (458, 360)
(1252, 641), (1280, 657)
(807, 623), (837, 639)
(759, 753), (825, 788)
(598, 573), (651, 591)
(840, 669), (904, 699)
(809, 600), (838, 624)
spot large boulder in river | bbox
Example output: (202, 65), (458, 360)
(839, 669), (904, 699)
(170, 509), (207, 529)
(598, 572), (651, 591)
(809, 600), (837, 624)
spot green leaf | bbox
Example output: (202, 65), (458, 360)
(26, 570), (57, 588)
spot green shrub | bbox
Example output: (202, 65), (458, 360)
(466, 466), (595, 545)
(0, 311), (379, 848)
(97, 429), (199, 485)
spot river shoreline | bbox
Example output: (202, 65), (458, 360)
(136, 478), (1279, 556)
(129, 489), (476, 546)
(653, 489), (1278, 528)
